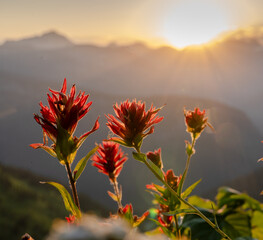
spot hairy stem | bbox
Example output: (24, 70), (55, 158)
(112, 179), (123, 210)
(65, 162), (81, 210)
(178, 138), (196, 196)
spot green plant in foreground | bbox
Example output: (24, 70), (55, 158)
(30, 79), (99, 222)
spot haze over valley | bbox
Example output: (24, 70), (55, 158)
(1, 31), (263, 211)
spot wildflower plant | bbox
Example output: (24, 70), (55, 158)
(30, 79), (99, 221)
(30, 81), (263, 240)
(91, 141), (149, 227)
(106, 99), (231, 240)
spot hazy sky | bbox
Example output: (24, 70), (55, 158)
(1, 0), (263, 47)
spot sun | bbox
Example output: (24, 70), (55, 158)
(161, 0), (230, 49)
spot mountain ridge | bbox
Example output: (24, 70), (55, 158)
(2, 30), (74, 50)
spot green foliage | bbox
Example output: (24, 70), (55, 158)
(73, 145), (99, 181)
(132, 152), (146, 163)
(55, 124), (77, 165)
(42, 181), (81, 219)
(181, 179), (202, 199)
(182, 187), (263, 240)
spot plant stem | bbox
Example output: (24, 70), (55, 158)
(65, 162), (81, 210)
(174, 215), (181, 240)
(112, 179), (123, 210)
(140, 152), (231, 240)
(178, 138), (196, 196)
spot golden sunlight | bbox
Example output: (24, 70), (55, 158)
(162, 0), (230, 49)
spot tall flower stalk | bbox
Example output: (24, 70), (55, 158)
(30, 79), (99, 219)
(92, 141), (149, 226)
(92, 141), (127, 210)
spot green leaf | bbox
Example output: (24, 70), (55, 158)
(216, 187), (242, 209)
(73, 145), (99, 181)
(177, 165), (189, 196)
(185, 141), (195, 157)
(146, 158), (164, 180)
(132, 152), (146, 163)
(216, 187), (262, 211)
(153, 184), (165, 195)
(182, 209), (222, 240)
(184, 195), (216, 210)
(230, 194), (262, 211)
(38, 145), (57, 158)
(181, 179), (202, 199)
(41, 181), (81, 219)
(223, 212), (252, 238)
(252, 211), (263, 239)
(107, 191), (118, 202)
(108, 137), (131, 147)
(182, 208), (252, 240)
(55, 124), (77, 165)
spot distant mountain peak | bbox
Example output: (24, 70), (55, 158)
(2, 30), (74, 50)
(40, 30), (71, 40)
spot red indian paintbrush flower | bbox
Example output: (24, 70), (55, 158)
(92, 141), (127, 182)
(106, 99), (163, 150)
(184, 107), (209, 140)
(30, 78), (99, 164)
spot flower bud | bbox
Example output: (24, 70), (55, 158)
(147, 148), (163, 169)
(184, 108), (208, 140)
(165, 170), (181, 191)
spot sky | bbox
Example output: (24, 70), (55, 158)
(1, 0), (263, 48)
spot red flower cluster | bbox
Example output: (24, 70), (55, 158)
(106, 99), (163, 150)
(30, 79), (99, 164)
(92, 141), (127, 182)
(184, 108), (208, 139)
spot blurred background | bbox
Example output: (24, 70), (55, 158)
(1, 0), (263, 239)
